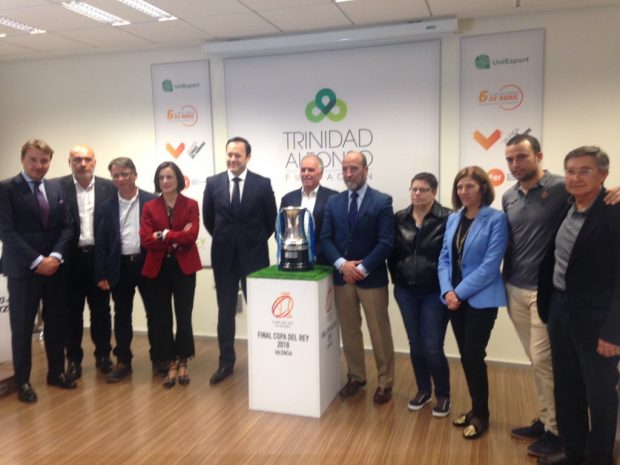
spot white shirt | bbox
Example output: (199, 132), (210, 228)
(228, 169), (247, 202)
(74, 176), (95, 246)
(118, 191), (141, 255)
(300, 186), (319, 213)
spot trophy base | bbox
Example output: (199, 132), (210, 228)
(278, 248), (313, 272)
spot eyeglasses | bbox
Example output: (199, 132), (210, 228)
(564, 168), (598, 178)
(409, 187), (432, 193)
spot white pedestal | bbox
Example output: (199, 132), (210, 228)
(247, 269), (340, 418)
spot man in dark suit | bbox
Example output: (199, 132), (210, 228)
(56, 145), (116, 380)
(321, 151), (395, 404)
(280, 153), (338, 265)
(0, 138), (76, 403)
(537, 146), (620, 465)
(203, 136), (277, 384)
(94, 157), (157, 382)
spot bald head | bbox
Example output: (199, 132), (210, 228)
(69, 144), (96, 187)
(342, 151), (368, 191)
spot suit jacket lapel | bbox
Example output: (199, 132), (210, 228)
(17, 175), (43, 226)
(462, 207), (488, 262)
(568, 191), (604, 268)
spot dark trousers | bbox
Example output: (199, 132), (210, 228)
(394, 286), (450, 398)
(213, 252), (247, 370)
(109, 255), (144, 366)
(8, 272), (67, 385)
(449, 302), (497, 421)
(143, 257), (196, 362)
(548, 290), (619, 465)
(66, 248), (111, 363)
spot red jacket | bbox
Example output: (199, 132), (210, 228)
(140, 194), (202, 278)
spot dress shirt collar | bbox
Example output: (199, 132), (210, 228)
(73, 175), (95, 191)
(228, 169), (248, 182)
(301, 185), (319, 199)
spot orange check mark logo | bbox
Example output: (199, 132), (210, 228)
(166, 142), (185, 159)
(473, 129), (501, 150)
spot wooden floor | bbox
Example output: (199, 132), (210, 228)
(0, 336), (617, 465)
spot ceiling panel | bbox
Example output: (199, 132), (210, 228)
(1, 4), (106, 31)
(56, 26), (152, 48)
(0, 39), (37, 56)
(240, 0), (332, 10)
(0, 0), (51, 9)
(153, 0), (250, 17)
(260, 4), (351, 32)
(118, 18), (209, 43)
(186, 12), (279, 39)
(2, 31), (92, 52)
(427, 0), (516, 16)
(337, 0), (430, 24)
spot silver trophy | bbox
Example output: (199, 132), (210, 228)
(276, 207), (315, 271)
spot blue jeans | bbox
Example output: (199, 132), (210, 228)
(394, 286), (450, 398)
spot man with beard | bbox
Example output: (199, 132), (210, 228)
(321, 150), (395, 404)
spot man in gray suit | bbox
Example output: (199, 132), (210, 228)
(0, 139), (76, 403)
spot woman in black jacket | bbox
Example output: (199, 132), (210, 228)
(388, 172), (452, 417)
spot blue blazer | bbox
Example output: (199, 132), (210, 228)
(94, 189), (157, 286)
(203, 170), (277, 275)
(438, 206), (508, 308)
(0, 174), (73, 278)
(321, 186), (394, 288)
(280, 185), (338, 264)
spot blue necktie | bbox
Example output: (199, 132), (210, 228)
(348, 191), (358, 229)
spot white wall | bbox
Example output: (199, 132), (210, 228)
(1, 4), (618, 364)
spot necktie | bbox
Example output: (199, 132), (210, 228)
(32, 181), (49, 226)
(231, 177), (241, 213)
(348, 191), (358, 229)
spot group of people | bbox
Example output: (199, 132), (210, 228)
(0, 134), (618, 465)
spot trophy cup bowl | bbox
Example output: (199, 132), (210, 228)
(277, 207), (313, 271)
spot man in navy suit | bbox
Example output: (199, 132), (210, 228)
(321, 151), (395, 404)
(280, 153), (338, 265)
(57, 145), (116, 380)
(0, 138), (76, 403)
(94, 157), (157, 383)
(203, 137), (277, 384)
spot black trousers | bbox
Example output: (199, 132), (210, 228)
(8, 271), (67, 385)
(66, 248), (111, 363)
(548, 290), (619, 465)
(449, 302), (497, 421)
(109, 255), (145, 366)
(213, 252), (247, 370)
(143, 257), (196, 362)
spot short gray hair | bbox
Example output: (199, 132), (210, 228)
(564, 146), (609, 171)
(301, 153), (324, 172)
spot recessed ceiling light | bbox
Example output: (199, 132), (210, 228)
(0, 16), (46, 34)
(62, 1), (130, 26)
(115, 0), (177, 22)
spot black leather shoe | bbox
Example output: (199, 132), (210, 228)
(106, 363), (132, 383)
(537, 451), (583, 465)
(373, 387), (393, 404)
(339, 378), (366, 398)
(47, 373), (78, 389)
(209, 366), (233, 385)
(66, 361), (82, 381)
(17, 383), (38, 403)
(96, 357), (113, 374)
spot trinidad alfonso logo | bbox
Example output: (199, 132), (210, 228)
(305, 88), (347, 123)
(272, 293), (294, 319)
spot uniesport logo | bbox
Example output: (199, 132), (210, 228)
(487, 168), (506, 187)
(162, 79), (174, 92)
(305, 88), (347, 123)
(475, 54), (491, 70)
(272, 293), (294, 319)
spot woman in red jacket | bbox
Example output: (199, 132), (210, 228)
(140, 161), (201, 388)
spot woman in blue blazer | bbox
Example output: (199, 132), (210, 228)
(438, 166), (508, 439)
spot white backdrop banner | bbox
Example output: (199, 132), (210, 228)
(151, 60), (214, 266)
(224, 42), (440, 211)
(460, 29), (544, 204)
